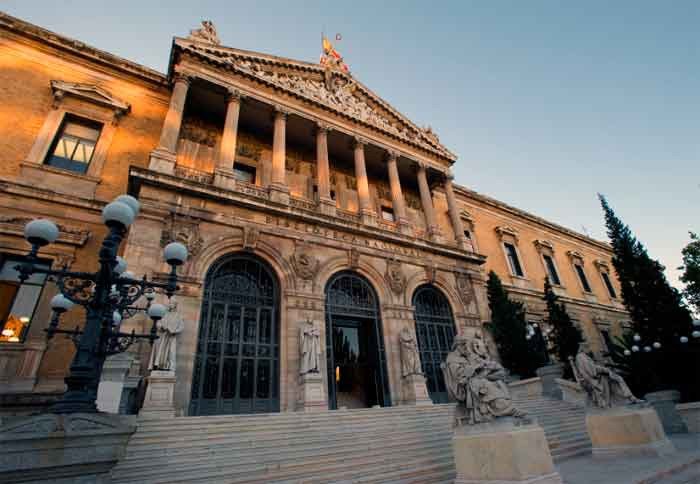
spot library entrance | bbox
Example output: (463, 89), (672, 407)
(325, 271), (391, 410)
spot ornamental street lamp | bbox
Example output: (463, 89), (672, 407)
(16, 194), (188, 414)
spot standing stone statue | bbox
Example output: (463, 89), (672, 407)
(299, 318), (320, 374)
(399, 326), (422, 377)
(571, 344), (643, 409)
(442, 334), (525, 426)
(148, 298), (184, 371)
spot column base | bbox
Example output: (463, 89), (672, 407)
(269, 183), (289, 205)
(214, 168), (237, 190)
(139, 370), (176, 419)
(402, 374), (433, 406)
(453, 419), (561, 484)
(586, 405), (676, 458)
(297, 372), (328, 412)
(318, 197), (336, 217)
(360, 209), (377, 226)
(148, 148), (176, 175)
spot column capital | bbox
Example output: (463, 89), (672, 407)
(384, 149), (400, 162)
(315, 121), (332, 133)
(415, 160), (429, 172)
(225, 87), (245, 103)
(352, 136), (367, 149)
(273, 105), (290, 119)
(172, 72), (193, 86)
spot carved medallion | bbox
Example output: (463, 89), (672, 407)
(160, 214), (204, 257)
(455, 272), (476, 307)
(425, 264), (437, 283)
(385, 259), (406, 295)
(242, 227), (260, 251)
(291, 243), (320, 280)
(349, 248), (360, 269)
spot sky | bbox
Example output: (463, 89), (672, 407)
(3, 1), (698, 288)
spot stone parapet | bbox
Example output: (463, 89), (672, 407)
(676, 401), (700, 433)
(645, 390), (688, 434)
(0, 413), (135, 483)
(507, 377), (543, 400)
(555, 378), (586, 407)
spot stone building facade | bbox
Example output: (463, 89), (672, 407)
(0, 13), (628, 415)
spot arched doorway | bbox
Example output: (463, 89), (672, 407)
(190, 254), (280, 415)
(325, 271), (391, 409)
(412, 285), (457, 403)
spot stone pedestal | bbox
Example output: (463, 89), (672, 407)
(140, 370), (176, 418)
(0, 413), (135, 483)
(644, 390), (688, 434)
(586, 405), (675, 458)
(297, 372), (327, 412)
(96, 353), (133, 414)
(318, 198), (336, 217)
(213, 168), (237, 190)
(536, 364), (564, 398)
(269, 184), (290, 204)
(453, 419), (562, 484)
(402, 374), (433, 406)
(148, 148), (176, 175)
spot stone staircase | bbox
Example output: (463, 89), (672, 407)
(111, 396), (590, 483)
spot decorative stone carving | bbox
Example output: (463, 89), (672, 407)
(148, 299), (184, 371)
(242, 227), (260, 250)
(0, 215), (90, 247)
(533, 239), (555, 252)
(425, 264), (437, 283)
(299, 318), (321, 375)
(385, 259), (406, 295)
(188, 20), (220, 45)
(291, 243), (320, 280)
(567, 250), (585, 262)
(495, 225), (519, 241)
(570, 345), (643, 409)
(50, 80), (130, 119)
(348, 248), (360, 268)
(442, 333), (526, 426)
(399, 326), (422, 378)
(594, 259), (611, 270)
(455, 272), (476, 307)
(160, 214), (204, 257)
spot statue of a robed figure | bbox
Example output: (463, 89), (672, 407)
(442, 333), (525, 426)
(299, 318), (321, 375)
(399, 326), (422, 378)
(570, 344), (643, 409)
(148, 298), (184, 371)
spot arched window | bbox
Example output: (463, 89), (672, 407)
(412, 285), (456, 403)
(190, 254), (279, 415)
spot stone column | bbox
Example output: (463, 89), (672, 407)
(353, 137), (376, 225)
(444, 172), (468, 250)
(270, 106), (289, 204)
(149, 73), (190, 174)
(214, 88), (243, 190)
(316, 123), (335, 216)
(416, 162), (440, 240)
(386, 150), (411, 234)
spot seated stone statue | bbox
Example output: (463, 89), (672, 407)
(570, 344), (643, 409)
(442, 334), (525, 426)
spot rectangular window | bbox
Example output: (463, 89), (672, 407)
(381, 206), (395, 222)
(601, 272), (617, 299)
(0, 256), (49, 343)
(233, 163), (256, 183)
(45, 115), (102, 174)
(542, 254), (561, 285)
(575, 264), (592, 293)
(504, 243), (524, 277)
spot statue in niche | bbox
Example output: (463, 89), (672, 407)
(570, 343), (644, 409)
(188, 20), (220, 45)
(148, 298), (184, 371)
(399, 326), (422, 378)
(442, 333), (526, 426)
(299, 318), (321, 375)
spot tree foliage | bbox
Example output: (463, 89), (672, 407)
(599, 194), (695, 397)
(679, 231), (700, 316)
(543, 277), (583, 380)
(486, 271), (545, 378)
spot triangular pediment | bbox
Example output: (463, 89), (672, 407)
(50, 80), (131, 113)
(174, 38), (456, 161)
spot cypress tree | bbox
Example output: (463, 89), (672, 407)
(543, 277), (583, 380)
(599, 194), (695, 397)
(486, 271), (544, 378)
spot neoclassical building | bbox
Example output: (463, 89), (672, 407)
(0, 13), (628, 415)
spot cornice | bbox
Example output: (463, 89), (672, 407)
(503, 284), (629, 317)
(453, 184), (612, 253)
(0, 11), (167, 87)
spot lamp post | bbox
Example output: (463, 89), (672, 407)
(16, 194), (188, 414)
